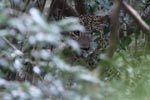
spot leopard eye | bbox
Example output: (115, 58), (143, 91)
(74, 31), (80, 35)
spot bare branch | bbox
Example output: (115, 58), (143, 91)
(122, 1), (150, 33)
(141, 6), (150, 20)
(107, 0), (122, 58)
(1, 37), (24, 56)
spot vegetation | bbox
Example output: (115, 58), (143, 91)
(0, 0), (150, 100)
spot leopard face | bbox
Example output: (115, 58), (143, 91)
(65, 15), (110, 68)
(67, 15), (110, 52)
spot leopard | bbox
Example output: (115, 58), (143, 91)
(68, 14), (110, 52)
(63, 14), (110, 70)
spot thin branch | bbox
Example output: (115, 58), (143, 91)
(107, 0), (122, 58)
(122, 1), (150, 33)
(141, 5), (150, 20)
(2, 37), (17, 50)
(35, 0), (46, 12)
(1, 37), (23, 55)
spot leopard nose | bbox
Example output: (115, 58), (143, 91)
(77, 33), (91, 50)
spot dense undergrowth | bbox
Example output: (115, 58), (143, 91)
(0, 0), (150, 100)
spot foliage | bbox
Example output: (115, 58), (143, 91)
(0, 0), (150, 100)
(0, 1), (103, 100)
